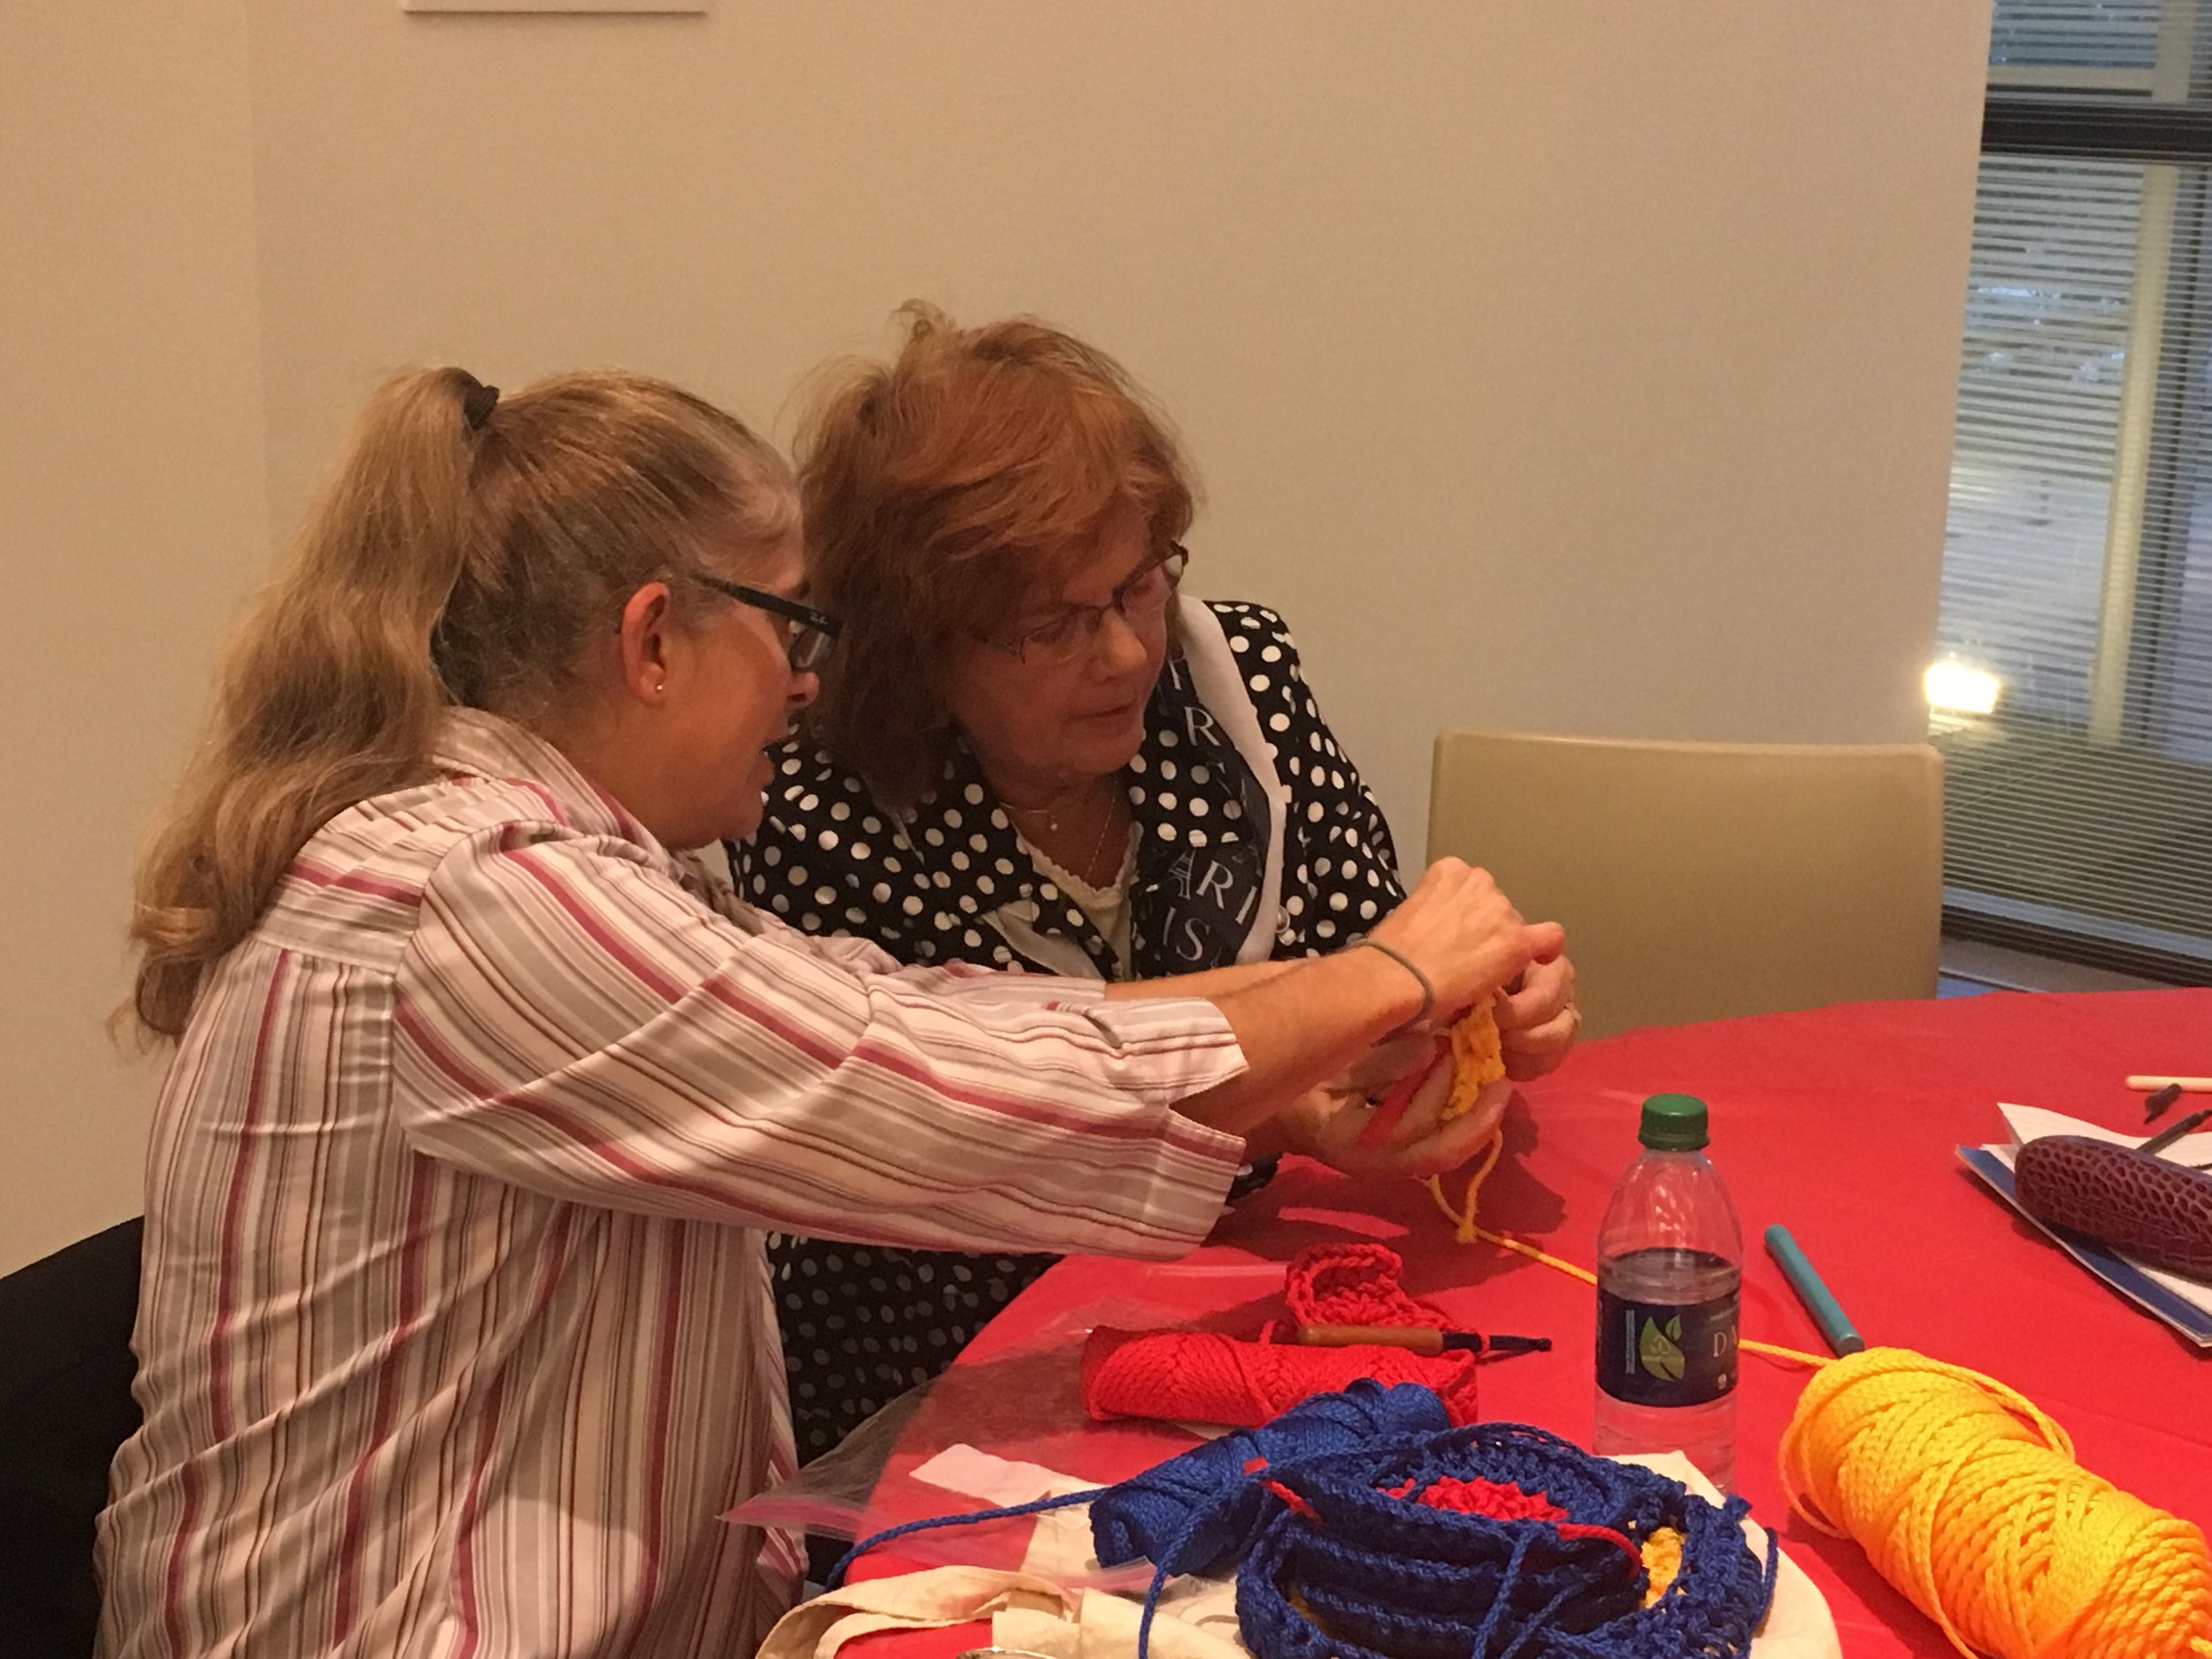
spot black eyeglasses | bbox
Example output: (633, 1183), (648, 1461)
(687, 572), (841, 672)
(987, 543), (1189, 666)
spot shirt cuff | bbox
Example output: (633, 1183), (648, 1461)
(1075, 995), (1248, 1148)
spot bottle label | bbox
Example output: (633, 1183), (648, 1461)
(1595, 1286), (1739, 1407)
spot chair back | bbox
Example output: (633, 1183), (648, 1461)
(1427, 731), (1942, 1038)
(0, 1218), (143, 1659)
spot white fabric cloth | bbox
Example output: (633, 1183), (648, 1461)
(754, 1567), (1245, 1659)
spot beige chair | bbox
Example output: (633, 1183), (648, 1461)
(1427, 732), (1943, 1039)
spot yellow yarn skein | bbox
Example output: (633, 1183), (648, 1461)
(1778, 1347), (2212, 1659)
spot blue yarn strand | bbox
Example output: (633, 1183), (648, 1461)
(824, 1487), (1103, 1592)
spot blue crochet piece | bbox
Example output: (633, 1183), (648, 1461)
(1233, 1423), (1775, 1659)
(830, 1381), (1777, 1659)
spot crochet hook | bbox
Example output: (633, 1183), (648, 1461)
(2124, 1074), (2212, 1092)
(2138, 1106), (2212, 1158)
(1763, 1225), (1866, 1357)
(1355, 1039), (1451, 1148)
(1294, 1323), (1551, 1356)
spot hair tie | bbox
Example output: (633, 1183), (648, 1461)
(1352, 937), (1436, 1030)
(457, 374), (500, 434)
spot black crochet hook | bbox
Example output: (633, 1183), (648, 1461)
(1295, 1323), (1552, 1356)
(2139, 1107), (2212, 1159)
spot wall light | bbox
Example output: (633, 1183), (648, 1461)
(1924, 658), (2001, 716)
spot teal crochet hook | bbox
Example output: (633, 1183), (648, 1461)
(1763, 1225), (1866, 1356)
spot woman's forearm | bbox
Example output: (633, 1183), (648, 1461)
(1102, 958), (1301, 1002)
(1160, 946), (1425, 1137)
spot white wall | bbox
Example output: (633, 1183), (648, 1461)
(243, 2), (1989, 849)
(1, 2), (1991, 1271)
(0, 4), (271, 1272)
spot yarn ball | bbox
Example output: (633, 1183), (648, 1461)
(1080, 1325), (1482, 1428)
(1779, 1346), (2212, 1659)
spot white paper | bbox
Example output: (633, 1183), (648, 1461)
(910, 1444), (1082, 1509)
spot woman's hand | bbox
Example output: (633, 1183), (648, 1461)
(1156, 864), (1560, 1139)
(1366, 860), (1564, 1024)
(1325, 1030), (1441, 1103)
(1498, 951), (1579, 1080)
(1257, 1048), (1508, 1180)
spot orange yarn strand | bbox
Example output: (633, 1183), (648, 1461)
(1429, 1180), (1828, 1369)
(1425, 1132), (1505, 1244)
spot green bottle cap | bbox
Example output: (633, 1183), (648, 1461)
(1639, 1093), (1709, 1150)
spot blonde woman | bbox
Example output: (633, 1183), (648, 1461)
(99, 365), (1558, 1657)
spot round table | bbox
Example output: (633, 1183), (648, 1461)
(840, 988), (2212, 1657)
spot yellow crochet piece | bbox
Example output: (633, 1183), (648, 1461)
(1640, 1526), (1686, 1606)
(1426, 1002), (1509, 1240)
(1440, 1002), (1507, 1119)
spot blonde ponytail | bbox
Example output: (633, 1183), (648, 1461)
(129, 366), (793, 1040)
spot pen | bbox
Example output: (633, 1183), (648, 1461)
(1763, 1225), (1866, 1357)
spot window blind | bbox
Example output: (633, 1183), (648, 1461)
(1935, 0), (2212, 979)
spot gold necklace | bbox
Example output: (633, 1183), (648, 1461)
(1009, 781), (1125, 885)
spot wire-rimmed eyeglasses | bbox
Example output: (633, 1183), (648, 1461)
(985, 543), (1188, 666)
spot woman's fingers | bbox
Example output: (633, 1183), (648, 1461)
(1294, 1079), (1507, 1179)
(1520, 920), (1567, 968)
(1340, 1031), (1441, 1101)
(1503, 1006), (1579, 1080)
(1498, 953), (1574, 1030)
(1354, 1036), (1448, 1148)
(1385, 1087), (1508, 1179)
(1498, 953), (1579, 1080)
(1382, 1037), (1458, 1148)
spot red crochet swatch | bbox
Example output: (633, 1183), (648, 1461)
(1284, 1242), (1450, 1328)
(1078, 1244), (1480, 1429)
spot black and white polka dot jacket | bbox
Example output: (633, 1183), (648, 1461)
(731, 601), (1409, 981)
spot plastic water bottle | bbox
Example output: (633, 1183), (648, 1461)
(1592, 1093), (1743, 1491)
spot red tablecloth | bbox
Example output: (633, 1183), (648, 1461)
(836, 989), (2212, 1657)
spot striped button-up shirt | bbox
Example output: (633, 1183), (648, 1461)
(96, 710), (1248, 1659)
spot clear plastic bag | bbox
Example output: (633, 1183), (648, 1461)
(729, 1263), (1290, 1578)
